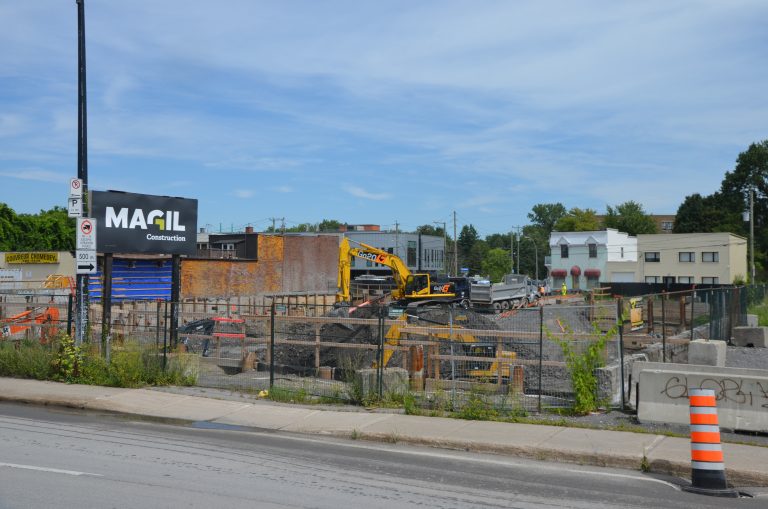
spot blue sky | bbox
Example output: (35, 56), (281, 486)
(1, 1), (766, 238)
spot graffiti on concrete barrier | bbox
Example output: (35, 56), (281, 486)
(661, 376), (768, 409)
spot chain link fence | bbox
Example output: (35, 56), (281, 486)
(2, 284), (766, 414)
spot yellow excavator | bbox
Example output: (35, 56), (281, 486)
(336, 238), (456, 307)
(335, 238), (515, 380)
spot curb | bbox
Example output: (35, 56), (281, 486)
(2, 392), (767, 488)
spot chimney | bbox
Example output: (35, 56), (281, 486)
(245, 226), (254, 234)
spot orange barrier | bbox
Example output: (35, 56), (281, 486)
(683, 388), (738, 497)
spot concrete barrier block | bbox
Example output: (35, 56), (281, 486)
(637, 367), (768, 432)
(688, 339), (726, 366)
(354, 368), (409, 398)
(733, 326), (768, 348)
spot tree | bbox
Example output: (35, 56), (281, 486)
(416, 224), (445, 237)
(554, 208), (601, 232)
(466, 240), (489, 276)
(317, 219), (342, 232)
(457, 224), (479, 268)
(485, 233), (511, 251)
(603, 201), (658, 235)
(527, 203), (566, 233)
(0, 204), (75, 251)
(673, 193), (733, 233)
(481, 248), (511, 282)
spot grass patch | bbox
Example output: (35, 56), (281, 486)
(267, 386), (309, 404)
(748, 302), (768, 326)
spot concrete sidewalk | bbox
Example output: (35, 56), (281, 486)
(1, 378), (767, 488)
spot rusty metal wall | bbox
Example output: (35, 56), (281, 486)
(181, 234), (338, 298)
(282, 235), (338, 293)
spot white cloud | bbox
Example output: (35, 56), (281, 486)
(275, 186), (293, 193)
(0, 169), (67, 183)
(233, 189), (254, 198)
(343, 185), (391, 201)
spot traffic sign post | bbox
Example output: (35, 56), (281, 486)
(69, 178), (83, 198)
(77, 217), (97, 250)
(76, 250), (97, 274)
(68, 197), (83, 218)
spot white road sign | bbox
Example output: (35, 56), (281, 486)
(75, 250), (97, 274)
(76, 217), (96, 250)
(68, 197), (83, 218)
(69, 178), (83, 198)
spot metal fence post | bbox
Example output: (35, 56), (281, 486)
(661, 292), (667, 362)
(270, 301), (275, 389)
(162, 300), (168, 370)
(67, 293), (73, 338)
(377, 307), (385, 400)
(156, 300), (161, 351)
(690, 288), (696, 340)
(617, 297), (625, 410)
(538, 304), (543, 414)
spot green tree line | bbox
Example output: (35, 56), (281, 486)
(0, 204), (75, 251)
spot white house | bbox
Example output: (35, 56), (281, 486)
(548, 229), (638, 291)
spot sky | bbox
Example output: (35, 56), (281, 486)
(1, 1), (767, 239)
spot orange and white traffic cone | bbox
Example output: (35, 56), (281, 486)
(682, 388), (738, 497)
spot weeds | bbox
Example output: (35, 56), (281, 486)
(456, 389), (499, 421)
(547, 321), (612, 415)
(0, 336), (195, 388)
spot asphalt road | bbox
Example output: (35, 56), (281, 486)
(0, 402), (762, 508)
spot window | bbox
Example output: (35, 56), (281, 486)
(407, 241), (417, 266)
(588, 243), (597, 258)
(644, 252), (660, 262)
(702, 251), (719, 263)
(678, 276), (693, 284)
(678, 252), (695, 263)
(560, 244), (569, 259)
(701, 277), (720, 284)
(661, 221), (673, 231)
(620, 247), (624, 258)
(645, 276), (661, 283)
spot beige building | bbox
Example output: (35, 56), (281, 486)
(0, 251), (75, 290)
(636, 233), (747, 285)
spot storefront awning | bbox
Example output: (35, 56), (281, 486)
(551, 269), (567, 277)
(570, 265), (582, 277)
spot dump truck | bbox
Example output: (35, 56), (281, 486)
(469, 274), (539, 313)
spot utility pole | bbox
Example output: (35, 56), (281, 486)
(453, 211), (458, 276)
(750, 189), (755, 283)
(434, 221), (447, 275)
(75, 0), (89, 345)
(394, 221), (399, 259)
(509, 230), (514, 274)
(269, 217), (284, 233)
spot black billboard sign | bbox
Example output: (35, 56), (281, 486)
(91, 191), (198, 255)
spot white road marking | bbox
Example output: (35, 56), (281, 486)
(0, 462), (102, 477)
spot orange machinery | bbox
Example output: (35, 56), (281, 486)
(1, 306), (61, 343)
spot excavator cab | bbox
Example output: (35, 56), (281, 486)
(404, 274), (455, 301)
